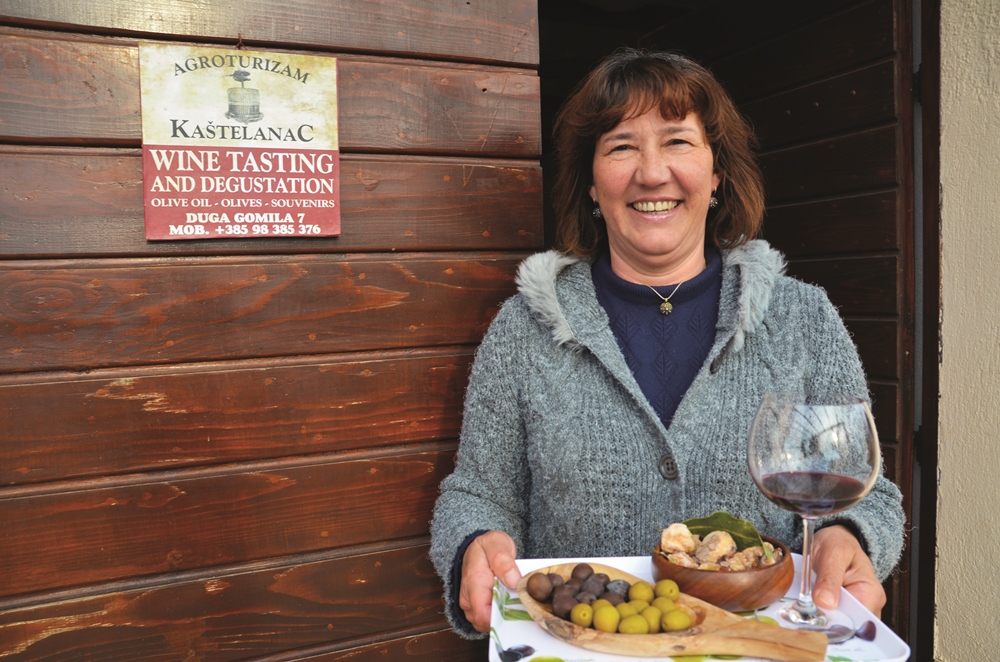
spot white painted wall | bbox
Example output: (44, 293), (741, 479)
(937, 0), (1000, 658)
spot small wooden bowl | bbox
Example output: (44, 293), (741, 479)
(651, 536), (794, 612)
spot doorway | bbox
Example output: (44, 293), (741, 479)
(538, 0), (936, 655)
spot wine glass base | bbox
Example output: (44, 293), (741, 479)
(779, 604), (856, 643)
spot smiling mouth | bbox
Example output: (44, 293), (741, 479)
(631, 200), (679, 212)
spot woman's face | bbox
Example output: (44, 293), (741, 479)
(589, 108), (720, 282)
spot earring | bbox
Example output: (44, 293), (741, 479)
(709, 191), (718, 209)
(592, 203), (603, 219)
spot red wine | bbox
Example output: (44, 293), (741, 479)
(759, 471), (867, 516)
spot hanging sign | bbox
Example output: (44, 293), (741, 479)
(139, 44), (340, 240)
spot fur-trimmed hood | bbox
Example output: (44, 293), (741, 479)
(514, 240), (786, 357)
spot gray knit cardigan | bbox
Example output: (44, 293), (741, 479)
(429, 240), (905, 637)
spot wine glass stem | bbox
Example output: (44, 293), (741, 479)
(796, 517), (819, 618)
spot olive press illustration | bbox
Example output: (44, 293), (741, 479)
(225, 70), (264, 124)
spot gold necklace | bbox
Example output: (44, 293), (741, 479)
(647, 282), (683, 315)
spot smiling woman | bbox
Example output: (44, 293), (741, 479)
(589, 110), (719, 284)
(429, 48), (905, 641)
(551, 50), (764, 262)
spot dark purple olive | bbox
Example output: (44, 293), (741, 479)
(552, 593), (578, 619)
(576, 591), (597, 605)
(581, 575), (608, 597)
(497, 645), (535, 661)
(856, 620), (877, 641)
(599, 590), (624, 605)
(546, 572), (565, 588)
(525, 572), (553, 602)
(605, 579), (631, 597)
(571, 563), (594, 581)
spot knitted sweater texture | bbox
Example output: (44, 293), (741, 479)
(429, 240), (905, 638)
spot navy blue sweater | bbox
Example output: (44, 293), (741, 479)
(591, 248), (722, 428)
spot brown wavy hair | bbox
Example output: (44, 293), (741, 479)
(552, 48), (765, 257)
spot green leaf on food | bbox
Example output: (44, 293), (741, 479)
(683, 511), (773, 562)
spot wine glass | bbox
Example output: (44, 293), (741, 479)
(746, 392), (880, 634)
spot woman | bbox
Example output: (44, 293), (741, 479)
(429, 49), (904, 636)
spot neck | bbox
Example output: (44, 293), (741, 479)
(608, 245), (708, 286)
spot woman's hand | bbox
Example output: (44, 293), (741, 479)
(811, 525), (886, 617)
(459, 530), (522, 632)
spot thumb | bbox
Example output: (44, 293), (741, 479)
(494, 550), (522, 589)
(812, 576), (841, 609)
(480, 531), (522, 588)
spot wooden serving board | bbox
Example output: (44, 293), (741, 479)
(515, 562), (827, 662)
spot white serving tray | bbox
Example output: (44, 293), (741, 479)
(489, 554), (910, 662)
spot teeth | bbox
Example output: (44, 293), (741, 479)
(632, 200), (679, 212)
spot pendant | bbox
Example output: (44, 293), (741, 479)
(659, 301), (673, 315)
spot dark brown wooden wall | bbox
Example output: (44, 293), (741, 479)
(0, 2), (541, 659)
(646, 0), (915, 637)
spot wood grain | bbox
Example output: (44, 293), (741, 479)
(0, 253), (523, 373)
(742, 59), (897, 150)
(641, 0), (863, 65)
(869, 380), (898, 444)
(0, 147), (544, 257)
(763, 191), (897, 257)
(786, 255), (898, 316)
(0, 30), (541, 154)
(0, 446), (455, 598)
(881, 441), (898, 491)
(0, 0), (539, 65)
(296, 629), (488, 662)
(844, 318), (898, 381)
(711, 0), (895, 103)
(759, 126), (898, 204)
(0, 348), (470, 486)
(0, 543), (457, 661)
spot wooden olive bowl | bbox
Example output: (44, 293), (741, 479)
(516, 560), (825, 661)
(651, 536), (794, 612)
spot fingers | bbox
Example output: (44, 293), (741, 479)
(811, 525), (886, 617)
(458, 531), (520, 632)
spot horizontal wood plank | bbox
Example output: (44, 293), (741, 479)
(0, 31), (540, 155)
(0, 543), (454, 661)
(763, 190), (897, 257)
(301, 631), (488, 662)
(759, 126), (898, 204)
(0, 447), (455, 598)
(881, 431), (898, 485)
(0, 348), (471, 487)
(844, 318), (898, 381)
(0, 253), (523, 373)
(641, 0), (864, 65)
(786, 255), (898, 316)
(0, 0), (539, 66)
(742, 59), (897, 150)
(869, 381), (897, 447)
(0, 148), (543, 257)
(711, 0), (894, 103)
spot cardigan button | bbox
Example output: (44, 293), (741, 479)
(658, 454), (679, 480)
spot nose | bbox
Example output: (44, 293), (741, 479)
(633, 149), (673, 187)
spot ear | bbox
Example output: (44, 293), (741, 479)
(588, 184), (597, 203)
(712, 172), (721, 191)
